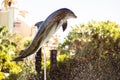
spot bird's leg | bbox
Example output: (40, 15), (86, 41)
(35, 48), (42, 80)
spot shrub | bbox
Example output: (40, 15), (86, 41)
(58, 21), (120, 80)
(0, 26), (28, 79)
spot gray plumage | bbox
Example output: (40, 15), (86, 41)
(13, 8), (77, 61)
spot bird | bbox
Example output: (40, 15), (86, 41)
(2, 0), (13, 9)
(13, 8), (77, 61)
(8, 0), (12, 7)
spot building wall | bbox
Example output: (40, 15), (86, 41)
(13, 19), (33, 37)
(0, 7), (37, 37)
(0, 7), (14, 32)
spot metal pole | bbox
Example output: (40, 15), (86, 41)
(43, 47), (47, 80)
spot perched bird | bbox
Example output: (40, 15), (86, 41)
(13, 8), (77, 61)
(8, 0), (12, 7)
(2, 0), (13, 9)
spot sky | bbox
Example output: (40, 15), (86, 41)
(17, 0), (120, 41)
(1, 0), (120, 41)
(16, 0), (120, 24)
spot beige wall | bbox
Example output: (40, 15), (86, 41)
(0, 8), (36, 37)
(0, 8), (14, 32)
(0, 10), (9, 26)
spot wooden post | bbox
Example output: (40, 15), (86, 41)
(50, 50), (57, 68)
(35, 48), (42, 80)
(50, 50), (57, 80)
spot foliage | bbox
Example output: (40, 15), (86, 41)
(57, 21), (120, 80)
(60, 21), (120, 57)
(1, 20), (120, 80)
(0, 26), (28, 80)
(0, 72), (5, 80)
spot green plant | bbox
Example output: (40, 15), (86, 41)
(57, 21), (120, 80)
(0, 26), (27, 79)
(0, 72), (5, 80)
